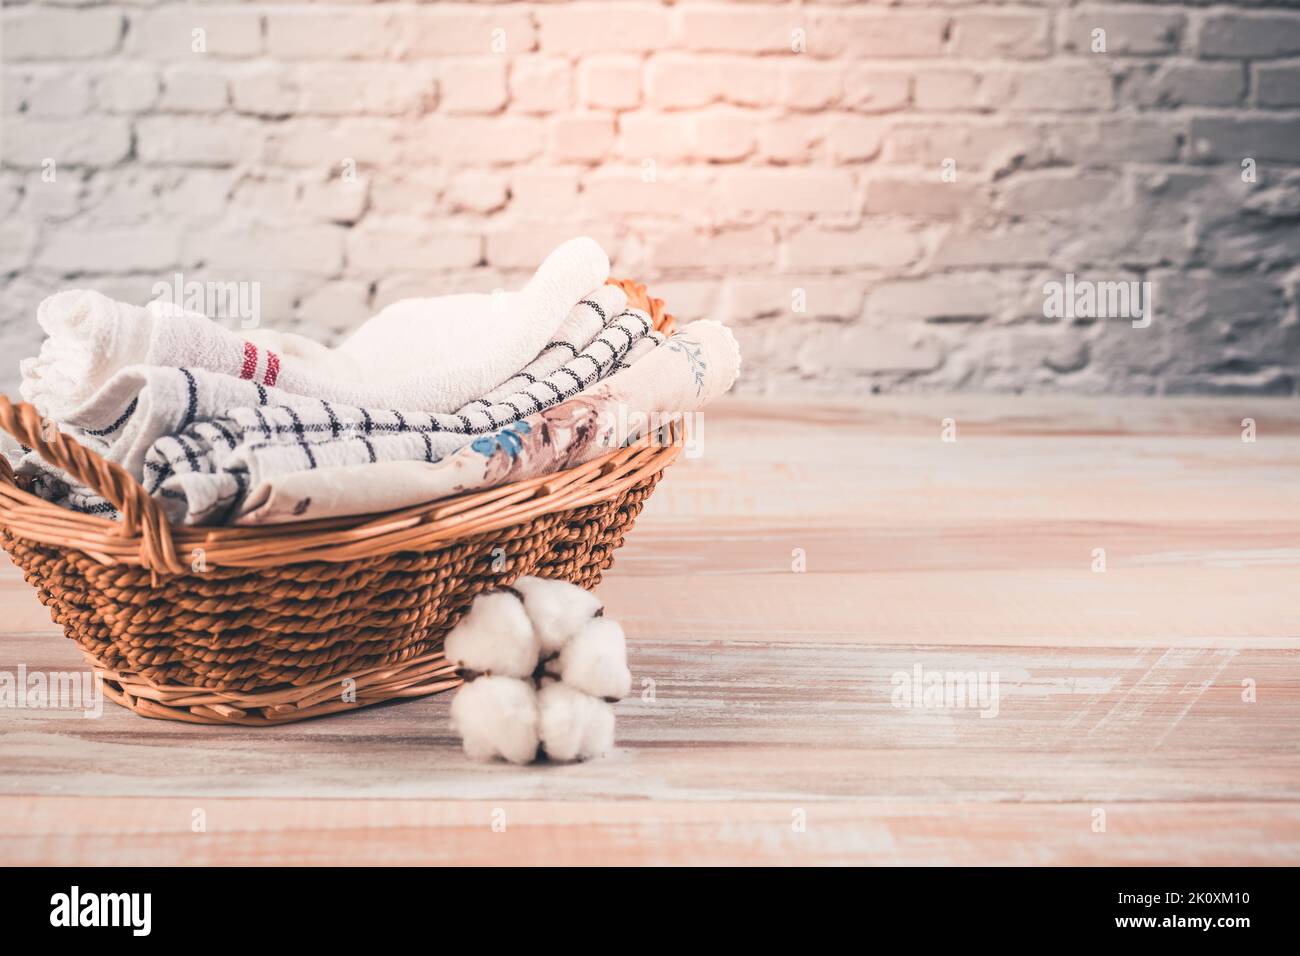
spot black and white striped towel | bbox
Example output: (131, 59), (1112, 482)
(20, 307), (656, 524)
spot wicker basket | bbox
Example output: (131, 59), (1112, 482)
(0, 279), (680, 726)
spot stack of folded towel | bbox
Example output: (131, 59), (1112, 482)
(6, 237), (741, 526)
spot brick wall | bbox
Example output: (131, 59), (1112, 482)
(2, 1), (1298, 397)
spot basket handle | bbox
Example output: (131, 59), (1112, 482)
(0, 395), (184, 573)
(609, 277), (676, 336)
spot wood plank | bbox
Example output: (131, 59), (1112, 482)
(2, 797), (1296, 866)
(3, 640), (1296, 802)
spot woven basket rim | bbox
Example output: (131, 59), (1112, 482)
(0, 278), (681, 574)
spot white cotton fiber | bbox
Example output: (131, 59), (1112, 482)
(537, 682), (615, 762)
(556, 617), (632, 702)
(449, 676), (540, 764)
(443, 590), (539, 679)
(512, 575), (603, 654)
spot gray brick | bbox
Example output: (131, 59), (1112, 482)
(1124, 63), (1244, 108)
(1190, 116), (1300, 163)
(1200, 14), (1300, 59)
(1255, 63), (1300, 105)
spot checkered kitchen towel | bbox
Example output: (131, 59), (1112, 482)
(16, 307), (656, 525)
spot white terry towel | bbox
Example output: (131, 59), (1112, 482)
(214, 320), (738, 524)
(15, 307), (658, 522)
(20, 237), (611, 418)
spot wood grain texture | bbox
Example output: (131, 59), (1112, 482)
(1, 395), (1298, 865)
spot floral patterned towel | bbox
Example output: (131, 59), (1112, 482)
(235, 320), (740, 525)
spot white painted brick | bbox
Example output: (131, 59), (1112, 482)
(0, 223), (39, 273)
(866, 178), (989, 220)
(757, 115), (826, 165)
(578, 57), (642, 110)
(617, 112), (696, 162)
(985, 66), (1114, 112)
(1125, 63), (1244, 108)
(1051, 119), (1182, 166)
(440, 59), (507, 115)
(298, 281), (371, 329)
(137, 116), (262, 166)
(3, 9), (122, 60)
(718, 57), (780, 108)
(914, 71), (984, 112)
(301, 175), (370, 225)
(299, 64), (437, 116)
(229, 177), (297, 220)
(953, 12), (1051, 58)
(827, 115), (883, 162)
(692, 107), (758, 162)
(885, 122), (1051, 174)
(5, 70), (93, 116)
(412, 116), (545, 166)
(999, 172), (1119, 213)
(679, 5), (802, 55)
(158, 68), (230, 113)
(933, 227), (1053, 269)
(842, 67), (910, 114)
(647, 54), (718, 109)
(868, 278), (1002, 324)
(799, 324), (943, 375)
(783, 225), (922, 272)
(780, 62), (843, 111)
(265, 11), (396, 60)
(397, 8), (536, 56)
(547, 112), (617, 163)
(510, 58), (573, 114)
(442, 171), (509, 214)
(267, 8), (534, 60)
(651, 226), (775, 271)
(128, 9), (262, 59)
(724, 278), (863, 323)
(510, 167), (581, 217)
(2, 117), (131, 167)
(582, 168), (715, 217)
(38, 227), (181, 273)
(186, 226), (346, 277)
(19, 173), (82, 222)
(1060, 8), (1186, 56)
(262, 119), (400, 170)
(348, 224), (480, 272)
(366, 169), (444, 219)
(808, 11), (947, 58)
(640, 279), (716, 323)
(82, 169), (237, 225)
(94, 68), (161, 114)
(230, 66), (301, 117)
(720, 169), (857, 215)
(538, 3), (670, 53)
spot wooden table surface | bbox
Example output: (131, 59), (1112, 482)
(2, 395), (1298, 865)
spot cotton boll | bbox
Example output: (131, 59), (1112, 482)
(450, 676), (540, 764)
(512, 575), (603, 655)
(443, 590), (539, 679)
(537, 682), (615, 762)
(556, 617), (632, 701)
